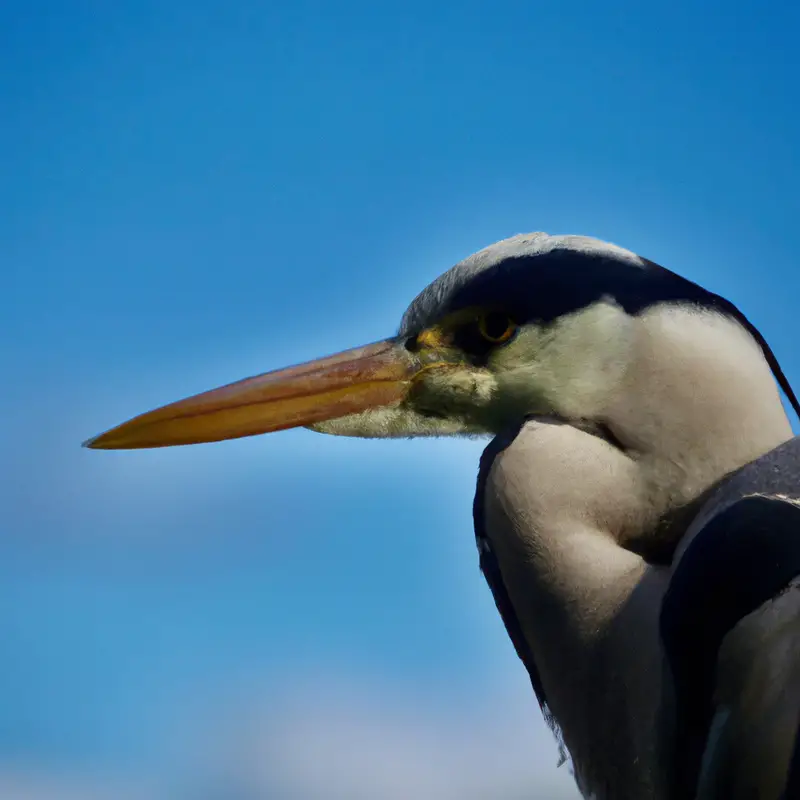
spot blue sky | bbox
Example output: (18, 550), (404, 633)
(2, 1), (799, 797)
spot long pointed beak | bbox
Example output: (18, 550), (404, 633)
(84, 339), (418, 450)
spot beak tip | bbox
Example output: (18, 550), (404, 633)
(83, 433), (110, 449)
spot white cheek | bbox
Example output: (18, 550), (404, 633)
(493, 301), (635, 419)
(413, 368), (498, 416)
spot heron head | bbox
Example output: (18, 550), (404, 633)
(84, 233), (796, 450)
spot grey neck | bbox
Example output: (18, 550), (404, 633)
(602, 306), (793, 526)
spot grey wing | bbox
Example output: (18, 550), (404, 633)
(661, 494), (800, 799)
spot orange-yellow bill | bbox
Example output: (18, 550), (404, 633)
(84, 339), (417, 450)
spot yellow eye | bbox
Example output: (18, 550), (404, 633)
(477, 311), (517, 343)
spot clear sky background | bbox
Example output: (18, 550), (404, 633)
(2, 1), (800, 798)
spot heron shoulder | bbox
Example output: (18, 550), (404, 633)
(661, 492), (800, 798)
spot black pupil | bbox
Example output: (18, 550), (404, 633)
(483, 312), (510, 339)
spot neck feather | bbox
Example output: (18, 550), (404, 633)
(602, 306), (793, 513)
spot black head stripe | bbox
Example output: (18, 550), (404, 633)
(445, 250), (800, 422)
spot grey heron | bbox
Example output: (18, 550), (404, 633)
(85, 233), (800, 799)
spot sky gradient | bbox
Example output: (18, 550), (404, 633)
(3, 1), (800, 797)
